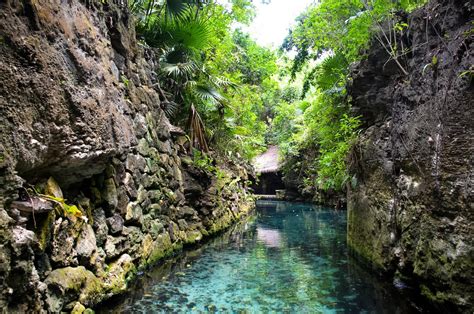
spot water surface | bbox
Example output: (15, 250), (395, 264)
(107, 201), (422, 313)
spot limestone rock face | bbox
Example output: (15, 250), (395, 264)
(44, 266), (102, 312)
(347, 0), (473, 311)
(0, 1), (136, 188)
(0, 0), (255, 312)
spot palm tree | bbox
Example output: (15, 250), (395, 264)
(130, 0), (235, 152)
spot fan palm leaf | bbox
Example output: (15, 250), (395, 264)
(161, 100), (180, 118)
(315, 52), (348, 92)
(161, 61), (198, 80)
(193, 84), (225, 104)
(143, 12), (211, 51)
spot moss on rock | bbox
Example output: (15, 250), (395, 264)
(44, 266), (103, 312)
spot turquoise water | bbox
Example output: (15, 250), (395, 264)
(106, 201), (422, 313)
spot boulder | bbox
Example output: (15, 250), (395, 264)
(92, 208), (108, 247)
(75, 224), (97, 262)
(125, 202), (143, 226)
(103, 254), (135, 294)
(44, 266), (102, 312)
(106, 214), (124, 234)
(104, 235), (129, 260)
(51, 219), (81, 267)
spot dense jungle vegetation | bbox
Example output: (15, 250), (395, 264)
(129, 0), (427, 192)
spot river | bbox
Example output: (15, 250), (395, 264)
(103, 200), (424, 313)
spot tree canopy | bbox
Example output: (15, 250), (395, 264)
(129, 0), (428, 191)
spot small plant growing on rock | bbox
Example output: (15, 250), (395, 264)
(192, 149), (215, 172)
(31, 177), (87, 223)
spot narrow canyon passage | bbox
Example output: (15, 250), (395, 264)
(103, 201), (427, 313)
(0, 0), (471, 312)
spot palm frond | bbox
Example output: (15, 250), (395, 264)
(161, 100), (180, 118)
(209, 76), (239, 89)
(165, 0), (191, 19)
(193, 84), (225, 104)
(188, 104), (209, 152)
(144, 12), (211, 51)
(161, 61), (198, 80)
(315, 52), (348, 92)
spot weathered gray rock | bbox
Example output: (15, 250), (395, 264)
(124, 201), (143, 225)
(148, 190), (162, 202)
(125, 154), (146, 173)
(51, 219), (80, 267)
(106, 214), (124, 234)
(102, 178), (118, 209)
(142, 174), (161, 189)
(104, 236), (129, 260)
(156, 140), (172, 155)
(44, 266), (102, 312)
(347, 1), (474, 311)
(75, 224), (97, 261)
(122, 172), (138, 199)
(177, 206), (197, 219)
(134, 114), (147, 137)
(177, 219), (188, 230)
(11, 226), (36, 254)
(137, 138), (150, 157)
(92, 208), (108, 247)
(149, 221), (164, 239)
(103, 254), (135, 293)
(136, 186), (147, 204)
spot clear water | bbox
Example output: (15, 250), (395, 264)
(105, 201), (423, 313)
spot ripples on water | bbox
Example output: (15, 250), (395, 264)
(105, 201), (422, 313)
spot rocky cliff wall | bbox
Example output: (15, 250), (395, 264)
(347, 0), (473, 311)
(0, 1), (254, 312)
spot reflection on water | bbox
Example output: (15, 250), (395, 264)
(257, 227), (282, 248)
(103, 201), (423, 313)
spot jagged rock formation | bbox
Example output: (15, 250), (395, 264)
(0, 1), (254, 312)
(347, 0), (473, 312)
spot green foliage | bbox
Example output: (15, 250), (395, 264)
(121, 75), (130, 87)
(192, 149), (215, 172)
(130, 0), (276, 160)
(230, 0), (256, 25)
(283, 0), (427, 74)
(141, 13), (212, 51)
(272, 0), (426, 192)
(30, 188), (86, 222)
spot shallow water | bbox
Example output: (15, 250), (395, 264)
(106, 201), (423, 313)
